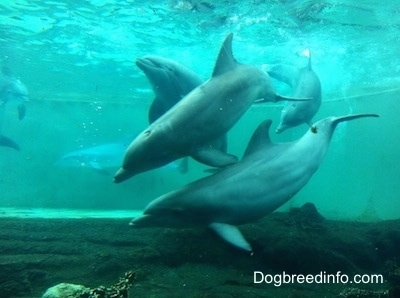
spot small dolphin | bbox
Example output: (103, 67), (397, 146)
(0, 67), (27, 119)
(130, 113), (378, 251)
(267, 52), (321, 133)
(56, 142), (128, 176)
(56, 141), (188, 176)
(114, 33), (308, 183)
(0, 67), (28, 150)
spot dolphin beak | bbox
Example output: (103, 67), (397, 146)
(129, 214), (152, 227)
(136, 57), (157, 73)
(114, 167), (133, 183)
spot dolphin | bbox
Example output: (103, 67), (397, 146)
(0, 67), (28, 150)
(130, 113), (379, 251)
(267, 52), (321, 133)
(56, 142), (128, 176)
(114, 33), (308, 183)
(56, 140), (188, 176)
(136, 55), (212, 174)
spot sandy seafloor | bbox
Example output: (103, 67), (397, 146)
(0, 204), (399, 298)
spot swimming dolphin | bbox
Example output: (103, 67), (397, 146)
(130, 113), (379, 251)
(267, 52), (321, 133)
(114, 33), (308, 183)
(56, 142), (128, 176)
(0, 67), (28, 150)
(136, 55), (218, 174)
(56, 140), (188, 176)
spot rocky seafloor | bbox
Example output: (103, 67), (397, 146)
(1, 203), (399, 298)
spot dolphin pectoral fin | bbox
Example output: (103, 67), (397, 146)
(209, 222), (252, 252)
(274, 94), (311, 102)
(191, 147), (238, 168)
(17, 103), (26, 120)
(0, 134), (20, 151)
(89, 162), (112, 176)
(254, 95), (311, 104)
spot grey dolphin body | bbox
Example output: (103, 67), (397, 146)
(114, 33), (306, 183)
(56, 140), (188, 175)
(56, 142), (128, 175)
(136, 55), (223, 174)
(0, 67), (28, 150)
(130, 113), (378, 251)
(268, 53), (321, 133)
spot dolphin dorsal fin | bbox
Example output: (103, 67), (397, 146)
(243, 119), (273, 158)
(212, 33), (238, 77)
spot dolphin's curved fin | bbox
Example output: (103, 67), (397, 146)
(89, 162), (112, 176)
(212, 33), (238, 77)
(0, 134), (20, 151)
(191, 146), (238, 168)
(243, 119), (273, 158)
(209, 222), (252, 252)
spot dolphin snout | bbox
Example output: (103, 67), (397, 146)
(129, 214), (153, 227)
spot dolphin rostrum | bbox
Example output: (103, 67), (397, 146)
(130, 113), (379, 251)
(267, 52), (322, 133)
(0, 67), (28, 150)
(114, 33), (308, 183)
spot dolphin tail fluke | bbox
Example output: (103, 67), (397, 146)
(0, 134), (20, 151)
(209, 222), (252, 252)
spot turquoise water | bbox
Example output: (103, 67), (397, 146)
(1, 0), (399, 221)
